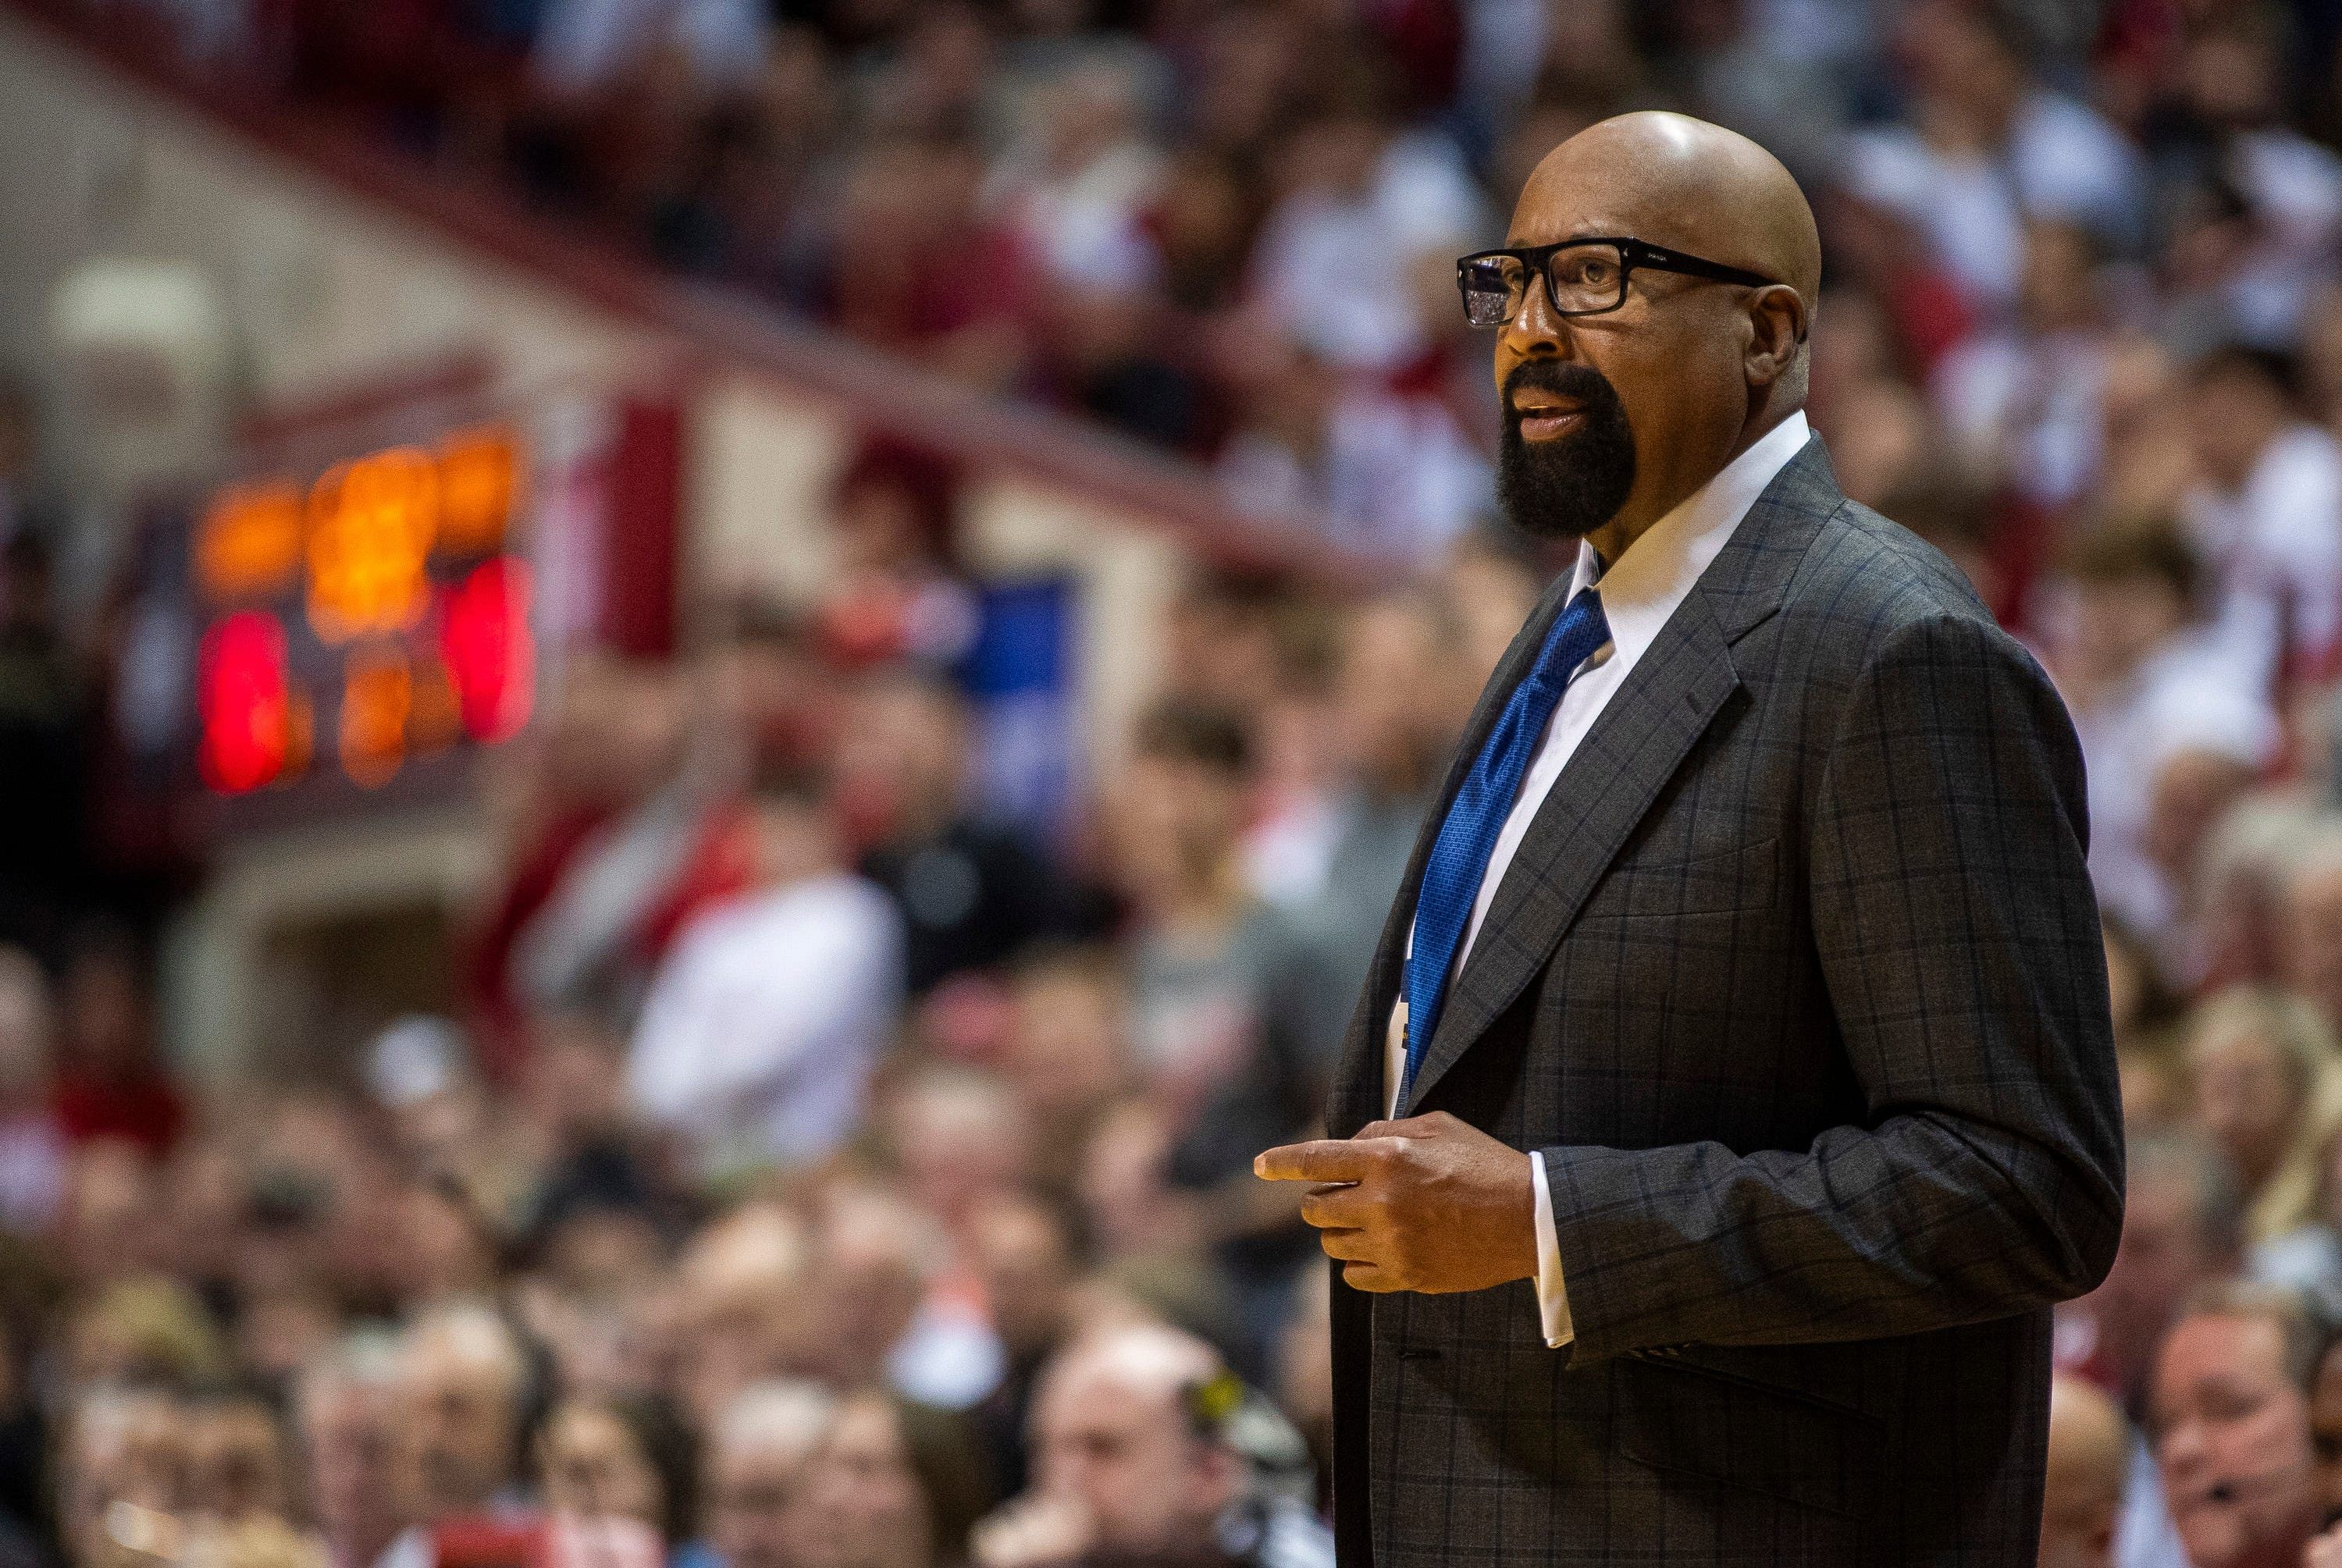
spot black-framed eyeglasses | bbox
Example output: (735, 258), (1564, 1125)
(1456, 236), (1780, 327)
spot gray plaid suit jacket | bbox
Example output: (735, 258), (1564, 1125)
(1324, 437), (2124, 1565)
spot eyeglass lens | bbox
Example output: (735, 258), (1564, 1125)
(1460, 245), (1627, 325)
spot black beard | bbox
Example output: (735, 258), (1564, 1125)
(1496, 361), (1637, 542)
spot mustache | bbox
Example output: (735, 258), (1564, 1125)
(1502, 360), (1623, 420)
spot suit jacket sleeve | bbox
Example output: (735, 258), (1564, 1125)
(1538, 609), (2125, 1364)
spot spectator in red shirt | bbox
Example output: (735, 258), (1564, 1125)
(48, 930), (180, 1158)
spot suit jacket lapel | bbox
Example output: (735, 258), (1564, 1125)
(1397, 436), (1844, 1114)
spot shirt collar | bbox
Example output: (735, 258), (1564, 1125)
(1568, 410), (1810, 665)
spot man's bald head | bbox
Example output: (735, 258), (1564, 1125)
(1030, 1324), (1241, 1553)
(1488, 112), (1820, 562)
(2041, 1375), (2128, 1568)
(1517, 113), (1821, 308)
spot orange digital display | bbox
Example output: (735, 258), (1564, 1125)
(190, 422), (534, 797)
(338, 649), (413, 788)
(305, 446), (440, 645)
(437, 427), (521, 555)
(196, 482), (303, 602)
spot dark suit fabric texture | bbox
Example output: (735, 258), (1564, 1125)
(1324, 439), (2124, 1565)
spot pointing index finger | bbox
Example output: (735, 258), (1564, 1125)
(1255, 1140), (1377, 1183)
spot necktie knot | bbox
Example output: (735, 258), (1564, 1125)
(1533, 589), (1611, 688)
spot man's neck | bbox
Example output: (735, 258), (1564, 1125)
(1586, 407), (1805, 569)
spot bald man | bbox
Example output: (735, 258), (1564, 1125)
(973, 1323), (1333, 1568)
(2041, 1378), (2127, 1568)
(1256, 112), (2123, 1563)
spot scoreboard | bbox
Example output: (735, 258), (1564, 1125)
(113, 377), (682, 840)
(191, 423), (535, 797)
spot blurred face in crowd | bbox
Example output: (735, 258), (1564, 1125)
(811, 1191), (927, 1390)
(2282, 861), (2342, 1036)
(539, 1403), (662, 1527)
(2144, 751), (2255, 891)
(2191, 1016), (2305, 1196)
(1438, 542), (1543, 698)
(541, 657), (687, 808)
(796, 1395), (931, 1568)
(0, 945), (51, 1104)
(2191, 364), (2289, 492)
(1030, 1337), (1239, 1553)
(1003, 958), (1127, 1124)
(2313, 1340), (2342, 1523)
(832, 676), (967, 841)
(707, 1388), (834, 1568)
(1275, 1264), (1334, 1464)
(1075, 1099), (1183, 1257)
(966, 1197), (1075, 1366)
(59, 942), (151, 1077)
(1333, 598), (1447, 795)
(300, 1371), (400, 1564)
(671, 1208), (822, 1428)
(524, 1015), (629, 1150)
(833, 478), (937, 576)
(887, 1071), (1031, 1231)
(396, 1184), (500, 1307)
(394, 1319), (525, 1519)
(237, 1289), (340, 1388)
(2084, 1156), (2233, 1402)
(749, 790), (843, 891)
(59, 1145), (172, 1286)
(1493, 114), (1813, 559)
(2018, 220), (2101, 333)
(1110, 751), (1244, 908)
(2070, 571), (2189, 692)
(185, 1398), (290, 1525)
(59, 1393), (188, 1565)
(2153, 1311), (2320, 1567)
(1902, 1), (2028, 134)
(2040, 1376), (2125, 1568)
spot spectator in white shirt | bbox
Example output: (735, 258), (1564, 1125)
(2055, 517), (2277, 962)
(626, 766), (903, 1180)
(1248, 74), (1487, 375)
(1931, 218), (2119, 514)
(1839, 2), (2143, 315)
(2181, 346), (2342, 692)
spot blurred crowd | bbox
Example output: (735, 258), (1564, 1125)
(0, 526), (1535, 1568)
(14, 0), (2342, 1566)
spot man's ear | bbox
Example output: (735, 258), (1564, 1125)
(1191, 1441), (1244, 1516)
(1744, 285), (1808, 389)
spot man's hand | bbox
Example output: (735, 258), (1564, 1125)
(1255, 1111), (1537, 1293)
(970, 1492), (1092, 1568)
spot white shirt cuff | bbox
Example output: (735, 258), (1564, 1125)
(1529, 1150), (1575, 1349)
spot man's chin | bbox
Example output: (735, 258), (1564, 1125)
(1497, 428), (1632, 542)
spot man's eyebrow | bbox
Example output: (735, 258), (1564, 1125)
(1499, 231), (1622, 249)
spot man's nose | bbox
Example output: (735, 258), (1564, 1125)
(2158, 1417), (2205, 1473)
(1500, 271), (1573, 358)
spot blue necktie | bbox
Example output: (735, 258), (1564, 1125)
(1399, 588), (1611, 1109)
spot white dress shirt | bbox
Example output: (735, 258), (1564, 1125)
(628, 870), (904, 1177)
(1384, 410), (1811, 1348)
